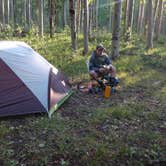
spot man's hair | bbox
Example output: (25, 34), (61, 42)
(96, 44), (105, 51)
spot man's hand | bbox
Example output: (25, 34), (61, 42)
(103, 65), (110, 72)
(99, 67), (106, 73)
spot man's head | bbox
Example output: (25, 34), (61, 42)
(96, 44), (105, 56)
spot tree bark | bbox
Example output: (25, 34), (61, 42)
(83, 0), (89, 55)
(80, 0), (84, 32)
(69, 0), (77, 50)
(153, 0), (159, 21)
(89, 4), (93, 37)
(92, 1), (96, 31)
(49, 0), (54, 38)
(7, 0), (10, 24)
(96, 0), (99, 28)
(147, 0), (154, 49)
(126, 0), (135, 40)
(111, 0), (122, 59)
(137, 0), (145, 34)
(108, 0), (112, 32)
(76, 0), (81, 33)
(28, 0), (32, 30)
(155, 0), (164, 40)
(64, 0), (68, 27)
(123, 0), (129, 34)
(153, 0), (159, 34)
(144, 0), (149, 37)
(161, 15), (166, 35)
(1, 0), (5, 26)
(10, 0), (15, 28)
(23, 0), (27, 29)
(38, 0), (44, 37)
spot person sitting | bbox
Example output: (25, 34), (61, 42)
(88, 44), (117, 89)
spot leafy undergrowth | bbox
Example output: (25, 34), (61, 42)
(0, 33), (166, 165)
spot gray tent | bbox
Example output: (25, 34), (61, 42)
(0, 41), (72, 117)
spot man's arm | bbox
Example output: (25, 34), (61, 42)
(89, 53), (101, 71)
(104, 54), (112, 65)
(89, 55), (95, 71)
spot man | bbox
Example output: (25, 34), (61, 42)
(88, 44), (116, 80)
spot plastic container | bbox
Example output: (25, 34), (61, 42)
(111, 87), (115, 93)
(104, 85), (111, 98)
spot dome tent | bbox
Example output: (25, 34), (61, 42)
(0, 41), (72, 118)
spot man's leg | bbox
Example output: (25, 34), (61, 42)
(89, 70), (98, 79)
(108, 65), (119, 86)
(108, 65), (116, 77)
(89, 70), (98, 89)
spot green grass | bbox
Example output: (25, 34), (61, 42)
(0, 32), (166, 165)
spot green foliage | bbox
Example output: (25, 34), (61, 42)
(88, 0), (95, 5)
(0, 32), (165, 165)
(0, 24), (14, 39)
(0, 124), (10, 138)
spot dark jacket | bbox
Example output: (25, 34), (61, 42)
(89, 51), (111, 71)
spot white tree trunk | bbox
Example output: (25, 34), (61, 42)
(28, 0), (32, 29)
(147, 0), (154, 49)
(49, 0), (54, 38)
(92, 2), (96, 30)
(76, 0), (81, 33)
(124, 0), (129, 34)
(96, 0), (99, 28)
(111, 0), (122, 59)
(64, 0), (67, 27)
(108, 1), (112, 32)
(69, 0), (77, 50)
(80, 0), (83, 32)
(7, 0), (10, 24)
(137, 1), (145, 34)
(161, 15), (166, 35)
(144, 0), (150, 37)
(155, 0), (164, 40)
(153, 0), (159, 34)
(39, 0), (44, 37)
(10, 0), (14, 27)
(126, 0), (135, 40)
(23, 0), (27, 28)
(83, 0), (89, 54)
(89, 4), (93, 36)
(2, 0), (5, 26)
(153, 0), (159, 21)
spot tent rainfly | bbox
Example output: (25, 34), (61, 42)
(0, 41), (72, 117)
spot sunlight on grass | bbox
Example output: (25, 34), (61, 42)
(159, 48), (166, 57)
(161, 86), (166, 94)
(125, 69), (158, 87)
(116, 55), (143, 73)
(125, 74), (142, 86)
(145, 48), (160, 55)
(155, 85), (166, 104)
(118, 71), (128, 79)
(125, 43), (135, 49)
(105, 103), (146, 120)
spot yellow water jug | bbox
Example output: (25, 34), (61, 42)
(104, 85), (111, 98)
